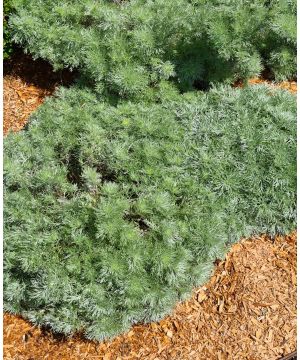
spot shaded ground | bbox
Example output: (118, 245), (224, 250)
(3, 49), (75, 134)
(3, 53), (297, 359)
(4, 233), (296, 360)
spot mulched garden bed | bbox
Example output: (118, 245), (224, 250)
(3, 49), (75, 134)
(3, 53), (297, 360)
(235, 77), (297, 94)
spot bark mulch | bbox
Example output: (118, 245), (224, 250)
(3, 233), (296, 360)
(3, 49), (75, 135)
(3, 54), (297, 359)
(235, 77), (297, 94)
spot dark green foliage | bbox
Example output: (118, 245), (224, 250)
(9, 0), (296, 100)
(3, 0), (15, 59)
(4, 85), (296, 340)
(259, 0), (297, 80)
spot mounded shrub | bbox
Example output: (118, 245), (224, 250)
(260, 0), (296, 80)
(4, 85), (296, 340)
(9, 0), (296, 100)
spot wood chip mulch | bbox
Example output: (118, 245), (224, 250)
(248, 78), (297, 94)
(235, 77), (297, 94)
(3, 49), (75, 135)
(3, 75), (50, 134)
(3, 232), (296, 360)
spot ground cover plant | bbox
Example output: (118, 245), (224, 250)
(9, 0), (296, 100)
(4, 84), (296, 340)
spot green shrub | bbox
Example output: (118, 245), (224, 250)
(4, 85), (296, 340)
(9, 0), (296, 100)
(3, 0), (15, 59)
(261, 0), (297, 80)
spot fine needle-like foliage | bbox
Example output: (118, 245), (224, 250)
(4, 0), (15, 59)
(4, 85), (296, 340)
(9, 0), (296, 100)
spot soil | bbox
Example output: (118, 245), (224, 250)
(3, 52), (297, 359)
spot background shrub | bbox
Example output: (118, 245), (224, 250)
(4, 85), (296, 340)
(3, 0), (15, 59)
(9, 0), (296, 100)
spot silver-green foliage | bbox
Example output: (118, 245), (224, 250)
(10, 0), (296, 99)
(4, 85), (296, 339)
